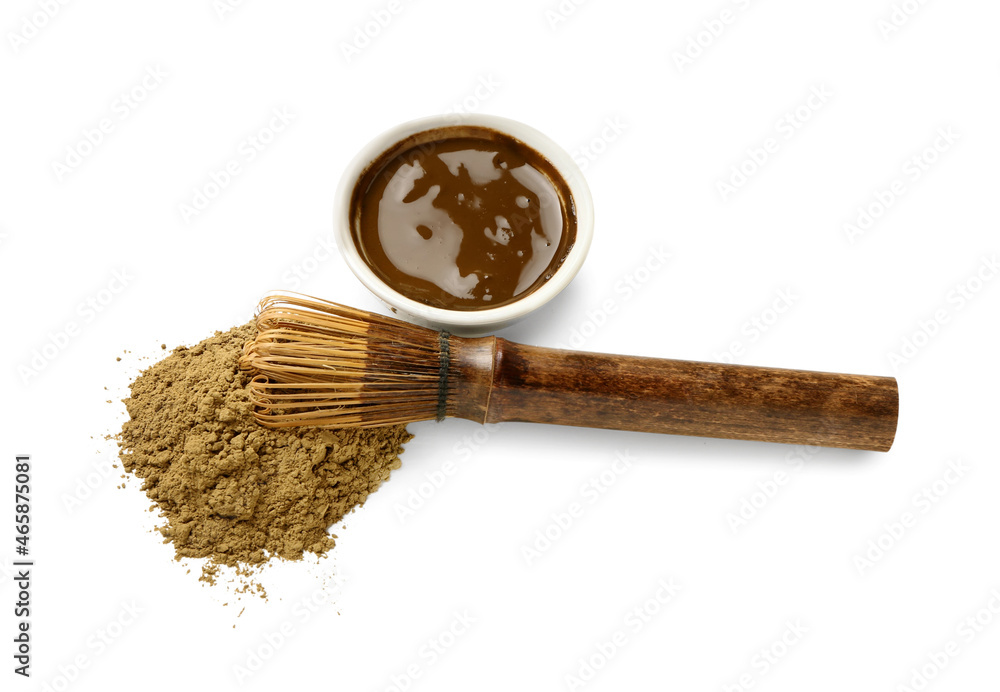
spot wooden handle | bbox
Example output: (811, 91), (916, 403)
(449, 337), (898, 451)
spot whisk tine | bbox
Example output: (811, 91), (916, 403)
(239, 293), (452, 428)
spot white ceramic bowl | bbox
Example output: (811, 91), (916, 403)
(334, 114), (594, 335)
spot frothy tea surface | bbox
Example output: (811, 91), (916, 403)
(352, 128), (576, 310)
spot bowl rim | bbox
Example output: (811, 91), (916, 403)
(333, 113), (594, 329)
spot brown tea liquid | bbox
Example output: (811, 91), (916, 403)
(351, 127), (576, 310)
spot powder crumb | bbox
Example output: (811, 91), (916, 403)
(200, 563), (220, 585)
(117, 323), (410, 597)
(161, 343), (166, 349)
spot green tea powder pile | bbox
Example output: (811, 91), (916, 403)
(118, 324), (410, 576)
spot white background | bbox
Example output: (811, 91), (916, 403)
(2, 0), (999, 690)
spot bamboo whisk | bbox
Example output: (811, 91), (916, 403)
(239, 294), (899, 451)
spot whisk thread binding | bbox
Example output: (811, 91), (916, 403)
(437, 331), (450, 422)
